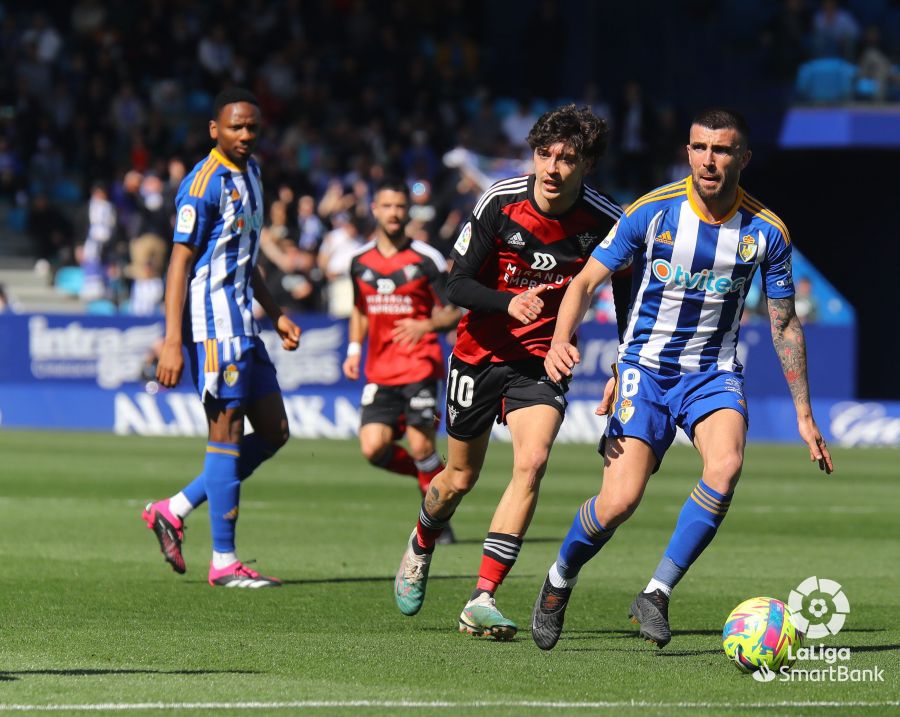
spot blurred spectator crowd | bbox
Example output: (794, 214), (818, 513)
(1, 0), (896, 318)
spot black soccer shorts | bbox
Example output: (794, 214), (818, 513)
(445, 354), (568, 441)
(359, 379), (440, 431)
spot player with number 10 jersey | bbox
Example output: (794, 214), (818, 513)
(392, 105), (623, 640)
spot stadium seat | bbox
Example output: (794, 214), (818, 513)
(186, 90), (212, 116)
(6, 206), (26, 232)
(530, 98), (551, 116)
(86, 298), (117, 315)
(795, 59), (857, 104)
(493, 97), (518, 121)
(54, 266), (84, 296)
(52, 179), (82, 203)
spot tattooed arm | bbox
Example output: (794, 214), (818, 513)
(768, 296), (834, 474)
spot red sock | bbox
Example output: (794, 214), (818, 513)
(376, 444), (417, 478)
(475, 532), (523, 594)
(416, 519), (443, 551)
(416, 463), (443, 495)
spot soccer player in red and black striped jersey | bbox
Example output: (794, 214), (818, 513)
(393, 105), (623, 638)
(343, 180), (462, 535)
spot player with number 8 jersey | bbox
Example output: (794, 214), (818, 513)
(532, 108), (833, 653)
(392, 105), (624, 639)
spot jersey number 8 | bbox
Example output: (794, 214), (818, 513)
(620, 368), (641, 398)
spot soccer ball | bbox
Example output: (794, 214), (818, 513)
(722, 596), (803, 674)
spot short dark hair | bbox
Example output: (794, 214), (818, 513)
(212, 88), (259, 119)
(691, 107), (750, 146)
(373, 177), (410, 199)
(526, 104), (609, 166)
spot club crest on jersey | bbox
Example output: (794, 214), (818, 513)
(234, 216), (246, 232)
(448, 405), (459, 426)
(454, 222), (472, 256)
(223, 364), (240, 387)
(176, 205), (196, 233)
(739, 234), (757, 262)
(507, 232), (525, 248)
(618, 398), (634, 424)
(576, 231), (598, 252)
(403, 264), (419, 282)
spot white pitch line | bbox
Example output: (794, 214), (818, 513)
(0, 700), (897, 711)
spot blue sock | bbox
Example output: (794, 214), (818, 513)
(179, 434), (276, 509)
(204, 441), (241, 553)
(660, 479), (732, 583)
(556, 497), (616, 579)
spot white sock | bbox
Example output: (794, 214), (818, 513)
(168, 492), (194, 520)
(414, 452), (442, 472)
(645, 578), (672, 597)
(212, 551), (238, 569)
(548, 561), (578, 589)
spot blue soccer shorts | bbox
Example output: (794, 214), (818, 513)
(186, 335), (280, 409)
(603, 360), (749, 465)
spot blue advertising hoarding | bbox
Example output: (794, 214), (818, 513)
(0, 312), (892, 447)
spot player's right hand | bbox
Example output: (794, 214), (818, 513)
(156, 340), (184, 388)
(545, 340), (580, 382)
(508, 284), (550, 325)
(342, 354), (360, 380)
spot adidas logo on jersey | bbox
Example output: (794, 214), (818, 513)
(362, 269), (375, 283)
(655, 230), (674, 245)
(507, 232), (525, 247)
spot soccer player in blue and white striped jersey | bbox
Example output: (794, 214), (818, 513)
(532, 108), (834, 651)
(142, 89), (301, 588)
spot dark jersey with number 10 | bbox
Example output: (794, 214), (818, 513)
(448, 174), (622, 365)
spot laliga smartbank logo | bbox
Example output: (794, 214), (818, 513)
(788, 576), (850, 639)
(650, 259), (747, 295)
(753, 577), (884, 684)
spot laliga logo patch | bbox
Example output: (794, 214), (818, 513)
(599, 221), (618, 249)
(739, 234), (758, 262)
(618, 398), (634, 424)
(234, 216), (246, 232)
(223, 363), (240, 387)
(788, 576), (850, 639)
(454, 222), (472, 256)
(176, 205), (196, 234)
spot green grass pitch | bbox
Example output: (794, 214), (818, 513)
(0, 430), (897, 716)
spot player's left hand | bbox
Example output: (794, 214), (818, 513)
(798, 416), (833, 475)
(594, 376), (616, 416)
(391, 318), (431, 346)
(275, 314), (302, 351)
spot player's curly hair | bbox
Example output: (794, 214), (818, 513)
(526, 104), (609, 166)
